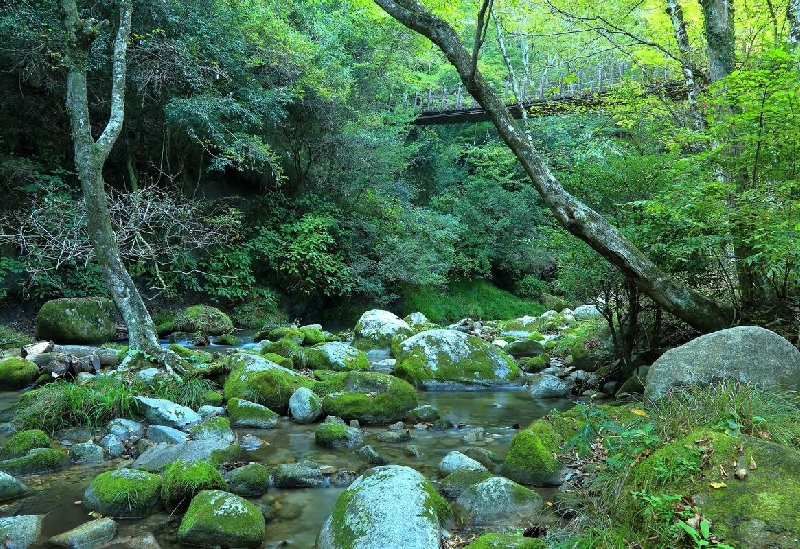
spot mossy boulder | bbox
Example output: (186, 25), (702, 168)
(403, 312), (439, 334)
(352, 309), (413, 352)
(0, 429), (50, 460)
(315, 371), (418, 425)
(188, 417), (235, 443)
(504, 339), (545, 359)
(36, 297), (116, 344)
(395, 329), (521, 389)
(177, 490), (265, 548)
(314, 422), (364, 449)
(455, 476), (543, 529)
(222, 353), (312, 414)
(317, 465), (450, 549)
(0, 448), (68, 476)
(288, 386), (323, 424)
(405, 405), (440, 423)
(173, 305), (233, 336)
(300, 324), (327, 345)
(213, 334), (242, 346)
(440, 470), (494, 499)
(305, 342), (370, 372)
(0, 471), (28, 502)
(518, 354), (550, 373)
(617, 428), (800, 549)
(162, 460), (227, 510)
(224, 462), (270, 497)
(262, 352), (294, 370)
(502, 420), (563, 486)
(0, 358), (38, 390)
(84, 469), (162, 518)
(226, 398), (278, 429)
(464, 533), (547, 549)
(274, 460), (323, 488)
(261, 337), (307, 368)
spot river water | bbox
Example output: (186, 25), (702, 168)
(0, 385), (572, 548)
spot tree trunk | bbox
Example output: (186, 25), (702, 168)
(666, 0), (705, 131)
(373, 0), (736, 333)
(60, 0), (160, 356)
(698, 0), (734, 82)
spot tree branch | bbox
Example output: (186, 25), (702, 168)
(96, 0), (132, 159)
(471, 0), (493, 83)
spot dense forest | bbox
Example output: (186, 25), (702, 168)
(1, 0), (798, 353)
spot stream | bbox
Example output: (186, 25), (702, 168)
(0, 387), (572, 548)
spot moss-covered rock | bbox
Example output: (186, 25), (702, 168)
(0, 429), (50, 460)
(504, 339), (545, 359)
(518, 354), (550, 373)
(316, 371), (418, 425)
(617, 374), (645, 396)
(188, 417), (235, 442)
(352, 309), (413, 352)
(403, 312), (439, 334)
(314, 422), (363, 449)
(174, 305), (233, 336)
(262, 352), (294, 370)
(227, 398), (278, 429)
(84, 469), (162, 518)
(395, 329), (521, 389)
(502, 420), (563, 486)
(405, 405), (440, 423)
(317, 465), (449, 549)
(617, 428), (800, 549)
(213, 334), (242, 346)
(0, 448), (69, 476)
(162, 460), (227, 510)
(455, 476), (543, 528)
(305, 342), (370, 372)
(300, 324), (327, 345)
(224, 462), (270, 497)
(440, 470), (494, 499)
(222, 353), (312, 414)
(0, 358), (38, 390)
(177, 490), (265, 548)
(261, 337), (306, 368)
(464, 533), (548, 549)
(36, 297), (117, 344)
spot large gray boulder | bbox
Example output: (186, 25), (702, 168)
(289, 387), (323, 424)
(353, 310), (413, 352)
(132, 440), (238, 472)
(0, 471), (28, 502)
(134, 397), (201, 431)
(437, 451), (488, 477)
(395, 329), (521, 389)
(644, 326), (800, 401)
(49, 518), (116, 549)
(528, 374), (570, 399)
(0, 515), (44, 549)
(36, 298), (116, 344)
(316, 465), (450, 549)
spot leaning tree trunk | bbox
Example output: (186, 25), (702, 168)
(61, 0), (161, 356)
(373, 0), (736, 333)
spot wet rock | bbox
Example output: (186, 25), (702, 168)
(375, 430), (411, 443)
(462, 427), (485, 443)
(224, 463), (270, 497)
(162, 460), (226, 511)
(305, 342), (369, 372)
(330, 470), (358, 487)
(357, 445), (388, 465)
(223, 353), (312, 414)
(135, 397), (201, 431)
(69, 441), (104, 464)
(106, 418), (144, 442)
(433, 419), (454, 430)
(177, 490), (264, 548)
(84, 469), (162, 518)
(455, 476), (543, 528)
(439, 470), (493, 499)
(289, 387), (323, 424)
(132, 440), (239, 472)
(0, 448), (70, 476)
(462, 447), (496, 470)
(188, 417), (235, 443)
(438, 451), (488, 477)
(318, 371), (418, 425)
(528, 374), (570, 399)
(405, 405), (440, 423)
(403, 445), (423, 458)
(36, 297), (116, 344)
(49, 517), (116, 549)
(505, 339), (545, 359)
(0, 514), (44, 549)
(0, 471), (27, 502)
(197, 405), (225, 419)
(238, 435), (266, 451)
(315, 423), (363, 449)
(274, 460), (323, 488)
(98, 435), (125, 458)
(0, 429), (50, 460)
(317, 465), (449, 549)
(146, 425), (187, 445)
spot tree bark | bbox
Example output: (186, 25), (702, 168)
(665, 0), (705, 131)
(373, 0), (736, 333)
(60, 0), (161, 356)
(789, 0), (800, 47)
(698, 0), (734, 82)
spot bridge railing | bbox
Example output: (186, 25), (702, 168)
(388, 62), (675, 113)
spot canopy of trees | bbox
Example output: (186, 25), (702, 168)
(1, 0), (798, 347)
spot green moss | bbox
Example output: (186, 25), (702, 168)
(464, 532), (548, 549)
(440, 470), (494, 499)
(84, 468), (162, 518)
(223, 356), (312, 414)
(162, 460), (227, 510)
(168, 344), (212, 363)
(201, 390), (224, 406)
(227, 398), (278, 428)
(214, 334), (242, 346)
(208, 443), (241, 466)
(262, 352), (294, 370)
(0, 358), (38, 390)
(225, 463), (270, 496)
(188, 417), (232, 440)
(617, 374), (645, 395)
(261, 337), (306, 368)
(300, 325), (327, 345)
(305, 344), (370, 372)
(0, 429), (50, 460)
(314, 423), (349, 446)
(318, 372), (418, 424)
(0, 448), (68, 475)
(502, 420), (561, 485)
(518, 354), (550, 373)
(0, 324), (33, 349)
(36, 297), (117, 344)
(422, 480), (453, 524)
(177, 489), (265, 547)
(174, 305), (233, 336)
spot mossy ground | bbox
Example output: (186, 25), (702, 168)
(464, 532), (547, 549)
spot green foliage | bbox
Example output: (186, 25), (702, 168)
(401, 279), (545, 323)
(0, 324), (32, 349)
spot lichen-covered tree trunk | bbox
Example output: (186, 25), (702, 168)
(788, 0), (800, 47)
(61, 0), (160, 355)
(373, 0), (736, 333)
(666, 0), (705, 131)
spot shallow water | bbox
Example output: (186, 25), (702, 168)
(0, 389), (572, 548)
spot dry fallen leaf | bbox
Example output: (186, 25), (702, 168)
(749, 456), (757, 470)
(734, 466), (747, 480)
(710, 482), (727, 489)
(73, 500), (82, 505)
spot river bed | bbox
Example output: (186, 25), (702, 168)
(0, 387), (572, 548)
